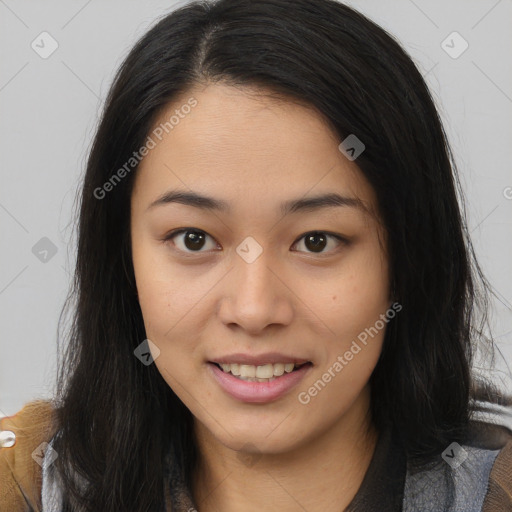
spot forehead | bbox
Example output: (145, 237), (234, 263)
(132, 83), (377, 215)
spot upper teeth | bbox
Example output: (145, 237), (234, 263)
(219, 363), (299, 378)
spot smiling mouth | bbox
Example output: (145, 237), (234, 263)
(211, 362), (312, 382)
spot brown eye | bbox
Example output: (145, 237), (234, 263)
(164, 229), (218, 253)
(304, 233), (327, 252)
(292, 231), (345, 254)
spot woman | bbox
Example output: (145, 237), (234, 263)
(1, 0), (511, 510)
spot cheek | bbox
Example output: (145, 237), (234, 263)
(315, 247), (389, 337)
(133, 261), (205, 397)
(131, 240), (219, 391)
(300, 239), (389, 392)
(296, 307), (387, 423)
(132, 238), (203, 334)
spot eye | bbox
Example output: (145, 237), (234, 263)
(163, 228), (219, 253)
(291, 231), (346, 254)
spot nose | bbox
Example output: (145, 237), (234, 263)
(217, 247), (294, 334)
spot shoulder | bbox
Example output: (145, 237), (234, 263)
(403, 421), (512, 511)
(0, 400), (58, 512)
(483, 433), (512, 511)
(464, 419), (512, 510)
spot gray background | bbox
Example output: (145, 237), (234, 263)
(1, 0), (511, 418)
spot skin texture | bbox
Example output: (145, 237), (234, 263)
(130, 83), (392, 512)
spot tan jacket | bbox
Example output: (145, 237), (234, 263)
(0, 401), (57, 511)
(1, 400), (512, 511)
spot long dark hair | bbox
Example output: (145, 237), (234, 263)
(53, 0), (502, 509)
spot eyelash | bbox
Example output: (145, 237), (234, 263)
(161, 228), (348, 256)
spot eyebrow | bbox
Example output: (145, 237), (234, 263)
(146, 189), (368, 216)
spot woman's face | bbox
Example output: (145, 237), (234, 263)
(131, 83), (391, 454)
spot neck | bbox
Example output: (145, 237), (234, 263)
(191, 388), (378, 512)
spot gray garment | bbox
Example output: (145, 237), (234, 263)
(41, 438), (63, 512)
(403, 445), (500, 512)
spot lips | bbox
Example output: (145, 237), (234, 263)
(208, 359), (313, 403)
